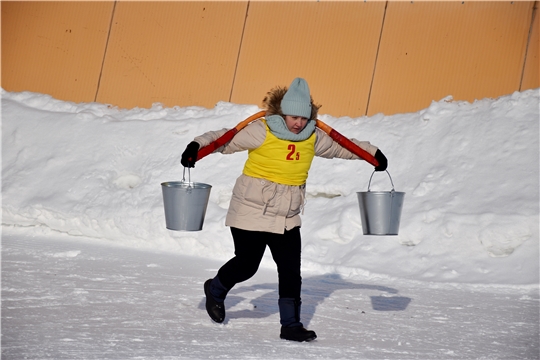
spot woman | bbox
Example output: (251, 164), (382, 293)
(181, 78), (387, 342)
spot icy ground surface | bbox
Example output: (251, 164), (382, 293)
(2, 229), (538, 360)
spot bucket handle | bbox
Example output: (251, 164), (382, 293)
(367, 170), (395, 192)
(182, 167), (193, 187)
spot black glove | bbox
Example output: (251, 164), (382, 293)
(374, 149), (388, 172)
(181, 141), (200, 168)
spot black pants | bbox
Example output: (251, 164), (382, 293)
(217, 226), (302, 300)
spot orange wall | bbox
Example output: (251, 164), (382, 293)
(2, 1), (538, 117)
(96, 1), (248, 109)
(368, 1), (535, 115)
(521, 1), (539, 92)
(1, 1), (114, 103)
(230, 1), (386, 117)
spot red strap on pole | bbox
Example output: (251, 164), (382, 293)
(196, 110), (266, 161)
(315, 120), (379, 167)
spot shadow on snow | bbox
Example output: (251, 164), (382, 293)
(198, 273), (412, 326)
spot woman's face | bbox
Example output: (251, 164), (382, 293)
(284, 115), (309, 134)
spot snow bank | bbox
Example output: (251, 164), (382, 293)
(2, 88), (538, 286)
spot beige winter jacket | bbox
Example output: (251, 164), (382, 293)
(193, 119), (378, 234)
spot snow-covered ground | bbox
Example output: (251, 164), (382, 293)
(2, 231), (538, 359)
(2, 87), (539, 359)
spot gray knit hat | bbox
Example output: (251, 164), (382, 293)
(281, 78), (312, 119)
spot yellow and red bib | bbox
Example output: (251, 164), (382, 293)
(243, 121), (316, 185)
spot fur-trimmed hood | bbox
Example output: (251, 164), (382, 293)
(262, 85), (321, 120)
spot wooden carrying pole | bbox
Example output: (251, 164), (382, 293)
(196, 112), (379, 167)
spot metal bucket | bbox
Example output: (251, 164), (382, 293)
(161, 169), (212, 231)
(357, 170), (405, 235)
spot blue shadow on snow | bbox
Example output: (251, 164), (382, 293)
(198, 273), (412, 326)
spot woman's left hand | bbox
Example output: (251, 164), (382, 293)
(181, 141), (200, 168)
(374, 149), (388, 171)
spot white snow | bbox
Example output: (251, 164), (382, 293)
(1, 88), (539, 359)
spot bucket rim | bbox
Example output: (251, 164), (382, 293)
(357, 190), (405, 195)
(161, 181), (212, 188)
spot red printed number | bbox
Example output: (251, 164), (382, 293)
(286, 144), (300, 160)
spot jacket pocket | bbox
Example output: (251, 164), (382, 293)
(235, 175), (278, 210)
(288, 185), (305, 216)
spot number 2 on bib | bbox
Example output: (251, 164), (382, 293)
(286, 144), (300, 160)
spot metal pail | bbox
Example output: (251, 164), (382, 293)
(161, 170), (212, 231)
(357, 171), (405, 235)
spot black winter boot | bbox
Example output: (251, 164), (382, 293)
(280, 326), (317, 342)
(278, 298), (317, 342)
(204, 278), (225, 323)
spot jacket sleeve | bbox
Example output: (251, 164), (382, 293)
(314, 128), (378, 159)
(193, 119), (266, 155)
(193, 128), (229, 148)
